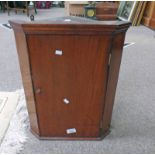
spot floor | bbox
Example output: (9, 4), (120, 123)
(0, 8), (155, 154)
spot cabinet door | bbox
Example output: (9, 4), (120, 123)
(27, 35), (111, 138)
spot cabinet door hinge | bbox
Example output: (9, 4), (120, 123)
(108, 53), (112, 66)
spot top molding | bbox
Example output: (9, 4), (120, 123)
(9, 16), (131, 35)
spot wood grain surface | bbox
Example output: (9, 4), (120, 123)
(10, 17), (130, 139)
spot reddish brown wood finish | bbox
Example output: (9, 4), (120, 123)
(10, 16), (130, 140)
(96, 2), (119, 20)
(12, 28), (39, 135)
(142, 1), (155, 29)
(102, 32), (126, 133)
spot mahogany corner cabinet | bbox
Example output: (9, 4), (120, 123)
(10, 16), (130, 140)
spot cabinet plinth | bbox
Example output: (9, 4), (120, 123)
(10, 16), (130, 140)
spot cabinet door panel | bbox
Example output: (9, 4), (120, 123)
(27, 35), (111, 137)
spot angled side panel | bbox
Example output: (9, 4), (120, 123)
(11, 24), (39, 135)
(102, 32), (126, 134)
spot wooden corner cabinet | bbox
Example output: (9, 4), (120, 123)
(10, 17), (130, 140)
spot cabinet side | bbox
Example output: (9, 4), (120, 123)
(102, 32), (126, 134)
(10, 23), (40, 135)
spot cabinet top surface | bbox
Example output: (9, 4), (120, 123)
(10, 16), (130, 26)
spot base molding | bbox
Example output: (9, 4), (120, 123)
(30, 128), (110, 141)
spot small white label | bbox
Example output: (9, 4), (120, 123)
(66, 128), (76, 134)
(63, 98), (70, 104)
(64, 19), (71, 22)
(55, 50), (63, 55)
